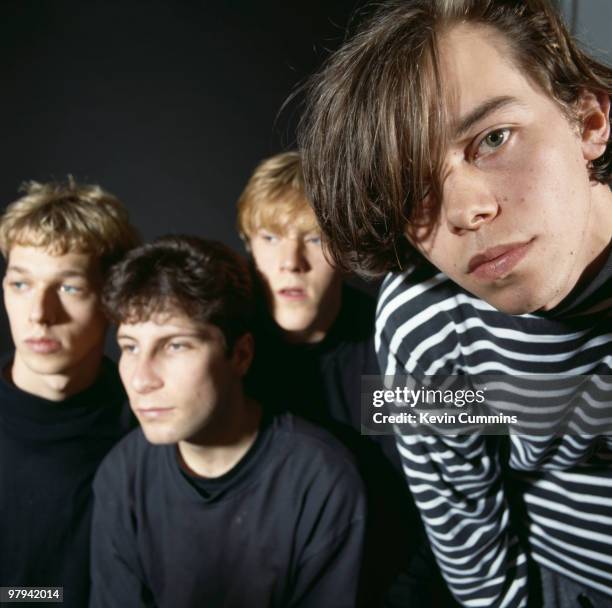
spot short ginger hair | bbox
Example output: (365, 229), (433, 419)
(236, 152), (318, 241)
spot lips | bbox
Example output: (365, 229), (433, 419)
(278, 287), (307, 300)
(25, 338), (61, 354)
(136, 407), (175, 420)
(468, 240), (533, 281)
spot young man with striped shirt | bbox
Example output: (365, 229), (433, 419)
(299, 1), (612, 606)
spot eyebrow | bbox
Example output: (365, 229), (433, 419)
(116, 331), (206, 341)
(454, 95), (522, 139)
(6, 266), (88, 279)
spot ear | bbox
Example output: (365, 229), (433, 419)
(230, 332), (254, 376)
(578, 89), (611, 162)
(240, 234), (252, 254)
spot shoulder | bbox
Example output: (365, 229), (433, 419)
(376, 263), (479, 332)
(94, 428), (152, 491)
(336, 284), (376, 340)
(342, 283), (376, 318)
(271, 413), (364, 492)
(375, 264), (493, 375)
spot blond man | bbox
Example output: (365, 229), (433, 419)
(0, 178), (139, 607)
(237, 152), (454, 606)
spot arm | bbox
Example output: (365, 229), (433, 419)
(89, 460), (153, 608)
(395, 430), (528, 607)
(289, 456), (367, 608)
(376, 275), (529, 607)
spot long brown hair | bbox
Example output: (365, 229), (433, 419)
(299, 0), (612, 277)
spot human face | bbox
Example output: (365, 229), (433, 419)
(3, 245), (107, 390)
(249, 214), (342, 343)
(118, 313), (250, 445)
(409, 25), (612, 314)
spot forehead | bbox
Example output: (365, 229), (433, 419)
(6, 244), (99, 277)
(118, 313), (221, 343)
(438, 23), (547, 131)
(253, 201), (318, 235)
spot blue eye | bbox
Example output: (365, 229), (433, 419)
(167, 342), (189, 352)
(59, 284), (83, 294)
(10, 281), (28, 291)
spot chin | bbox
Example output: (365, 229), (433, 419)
(140, 426), (181, 445)
(274, 314), (316, 334)
(481, 289), (550, 316)
(18, 353), (73, 376)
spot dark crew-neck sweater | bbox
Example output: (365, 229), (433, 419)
(90, 412), (367, 608)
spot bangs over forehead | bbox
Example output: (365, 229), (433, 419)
(299, 2), (450, 275)
(0, 179), (139, 271)
(7, 226), (96, 258)
(247, 190), (319, 236)
(114, 296), (188, 326)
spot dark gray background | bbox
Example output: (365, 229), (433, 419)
(0, 0), (369, 246)
(0, 0), (368, 351)
(0, 0), (608, 354)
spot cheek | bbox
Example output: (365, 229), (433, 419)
(118, 359), (134, 389)
(251, 245), (275, 274)
(505, 126), (585, 199)
(310, 253), (337, 283)
(4, 297), (20, 321)
(415, 230), (456, 273)
(71, 302), (106, 330)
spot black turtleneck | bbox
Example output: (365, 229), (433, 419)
(0, 355), (134, 607)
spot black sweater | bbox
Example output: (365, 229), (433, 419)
(0, 356), (133, 607)
(249, 285), (454, 606)
(90, 412), (366, 608)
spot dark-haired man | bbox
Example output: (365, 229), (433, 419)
(0, 179), (139, 607)
(300, 1), (612, 606)
(90, 236), (366, 608)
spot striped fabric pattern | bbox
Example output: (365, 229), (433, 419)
(376, 262), (612, 607)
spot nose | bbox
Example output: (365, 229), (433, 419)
(279, 238), (309, 272)
(443, 170), (500, 234)
(29, 287), (59, 325)
(130, 357), (164, 394)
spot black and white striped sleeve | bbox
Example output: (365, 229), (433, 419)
(375, 270), (529, 607)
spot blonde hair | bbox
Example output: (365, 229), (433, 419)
(236, 151), (318, 240)
(0, 177), (140, 273)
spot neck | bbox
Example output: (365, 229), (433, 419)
(178, 394), (262, 478)
(541, 182), (612, 311)
(579, 182), (612, 274)
(10, 346), (104, 401)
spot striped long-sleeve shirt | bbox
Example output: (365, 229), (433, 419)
(375, 256), (612, 608)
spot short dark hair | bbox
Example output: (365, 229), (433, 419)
(103, 235), (253, 351)
(299, 0), (612, 277)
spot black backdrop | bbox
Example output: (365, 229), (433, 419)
(0, 0), (368, 352)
